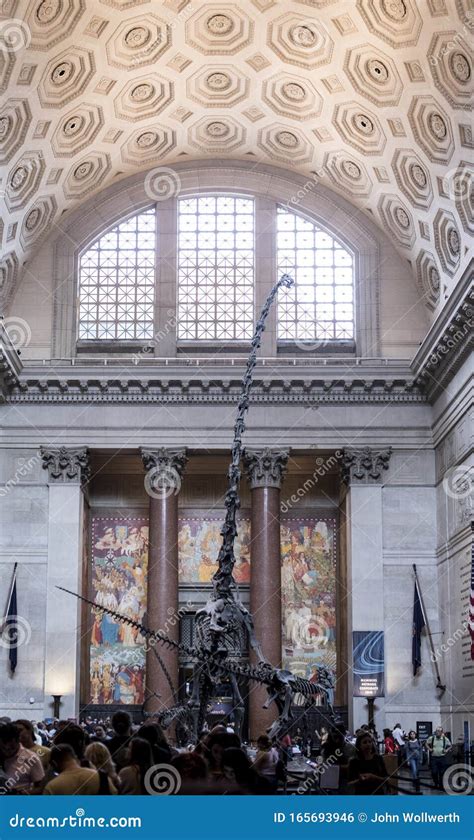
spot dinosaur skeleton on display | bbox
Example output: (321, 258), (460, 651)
(58, 271), (336, 741)
(59, 582), (337, 741)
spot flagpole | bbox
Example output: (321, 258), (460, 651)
(413, 563), (446, 692)
(0, 562), (17, 631)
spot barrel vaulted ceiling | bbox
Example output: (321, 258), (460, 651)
(0, 0), (472, 314)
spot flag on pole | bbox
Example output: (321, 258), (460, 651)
(412, 571), (426, 676)
(5, 564), (18, 674)
(469, 522), (474, 661)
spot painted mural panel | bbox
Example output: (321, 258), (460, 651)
(89, 517), (148, 705)
(178, 516), (251, 583)
(281, 517), (337, 683)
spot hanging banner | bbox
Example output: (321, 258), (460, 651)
(352, 630), (385, 697)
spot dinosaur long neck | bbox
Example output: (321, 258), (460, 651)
(211, 273), (293, 600)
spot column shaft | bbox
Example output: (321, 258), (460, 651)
(141, 448), (187, 714)
(147, 493), (179, 712)
(249, 485), (282, 739)
(244, 447), (289, 741)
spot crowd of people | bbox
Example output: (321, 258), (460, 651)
(0, 713), (458, 796)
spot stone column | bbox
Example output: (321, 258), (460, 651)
(244, 447), (289, 741)
(41, 446), (90, 720)
(141, 447), (187, 713)
(340, 447), (392, 732)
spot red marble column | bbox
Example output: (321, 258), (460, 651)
(244, 448), (289, 741)
(141, 448), (187, 713)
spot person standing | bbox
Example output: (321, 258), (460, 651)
(392, 723), (406, 766)
(0, 724), (44, 793)
(347, 733), (389, 795)
(425, 726), (451, 790)
(383, 729), (396, 754)
(404, 731), (423, 792)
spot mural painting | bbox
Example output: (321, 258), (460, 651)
(281, 517), (337, 686)
(178, 516), (251, 584)
(89, 517), (148, 705)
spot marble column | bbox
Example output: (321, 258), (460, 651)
(40, 446), (90, 720)
(244, 447), (289, 741)
(141, 447), (187, 713)
(340, 446), (392, 732)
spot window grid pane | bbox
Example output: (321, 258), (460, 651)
(78, 210), (156, 341)
(177, 195), (255, 341)
(277, 207), (354, 342)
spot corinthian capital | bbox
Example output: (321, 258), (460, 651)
(41, 446), (91, 484)
(140, 447), (187, 498)
(341, 446), (392, 484)
(243, 447), (289, 490)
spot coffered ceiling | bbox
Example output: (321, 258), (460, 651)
(0, 0), (472, 314)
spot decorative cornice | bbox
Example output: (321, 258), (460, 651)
(0, 321), (23, 400)
(341, 446), (392, 484)
(243, 447), (289, 489)
(140, 447), (188, 497)
(6, 359), (427, 405)
(411, 262), (474, 402)
(40, 446), (91, 484)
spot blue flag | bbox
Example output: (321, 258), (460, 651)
(412, 576), (425, 676)
(6, 566), (18, 674)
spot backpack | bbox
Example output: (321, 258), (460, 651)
(427, 735), (447, 750)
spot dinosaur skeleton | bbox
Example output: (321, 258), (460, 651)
(58, 585), (336, 740)
(187, 270), (291, 738)
(58, 270), (336, 741)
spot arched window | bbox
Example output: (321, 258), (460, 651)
(277, 207), (354, 344)
(177, 195), (254, 341)
(78, 209), (156, 341)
